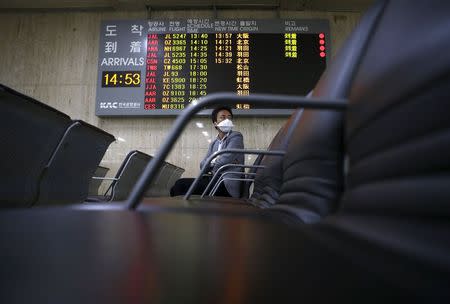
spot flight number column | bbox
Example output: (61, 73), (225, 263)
(162, 34), (187, 110)
(188, 33), (209, 102)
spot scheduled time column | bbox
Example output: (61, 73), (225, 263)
(188, 33), (209, 103)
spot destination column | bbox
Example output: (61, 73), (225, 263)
(236, 33), (250, 109)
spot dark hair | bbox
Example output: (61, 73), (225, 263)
(211, 106), (233, 123)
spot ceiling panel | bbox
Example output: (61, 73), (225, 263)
(0, 0), (114, 9)
(0, 0), (373, 12)
(303, 0), (373, 11)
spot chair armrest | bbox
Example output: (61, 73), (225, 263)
(210, 177), (256, 196)
(208, 171), (257, 197)
(201, 164), (266, 198)
(91, 177), (119, 181)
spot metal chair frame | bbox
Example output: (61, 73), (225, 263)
(185, 149), (286, 199)
(210, 177), (258, 197)
(91, 151), (139, 201)
(201, 164), (266, 198)
(209, 172), (258, 197)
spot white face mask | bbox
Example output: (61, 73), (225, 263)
(216, 119), (234, 133)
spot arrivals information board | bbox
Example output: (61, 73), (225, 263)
(96, 19), (329, 116)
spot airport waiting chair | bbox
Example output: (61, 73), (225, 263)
(144, 162), (170, 197)
(86, 152), (135, 202)
(110, 151), (153, 201)
(245, 110), (304, 200)
(0, 84), (72, 208)
(166, 166), (185, 194)
(145, 162), (185, 197)
(87, 150), (153, 202)
(268, 0), (386, 222)
(35, 120), (115, 206)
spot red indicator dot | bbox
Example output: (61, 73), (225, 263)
(319, 33), (325, 39)
(320, 45), (325, 51)
(320, 52), (326, 58)
(319, 39), (325, 45)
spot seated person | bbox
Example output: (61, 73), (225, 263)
(170, 106), (244, 197)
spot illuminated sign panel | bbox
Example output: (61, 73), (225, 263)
(96, 19), (330, 116)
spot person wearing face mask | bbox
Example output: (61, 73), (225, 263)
(170, 106), (244, 197)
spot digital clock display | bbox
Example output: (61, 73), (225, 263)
(102, 71), (141, 87)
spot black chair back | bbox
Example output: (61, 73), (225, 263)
(248, 109), (303, 204)
(0, 84), (72, 208)
(35, 120), (115, 205)
(145, 162), (184, 197)
(111, 151), (152, 201)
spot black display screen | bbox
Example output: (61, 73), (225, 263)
(144, 33), (326, 110)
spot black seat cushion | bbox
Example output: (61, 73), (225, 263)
(249, 109), (303, 206)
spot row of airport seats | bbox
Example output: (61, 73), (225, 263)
(87, 150), (184, 201)
(0, 85), (116, 207)
(0, 84), (116, 207)
(1, 0), (450, 300)
(0, 84), (185, 207)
